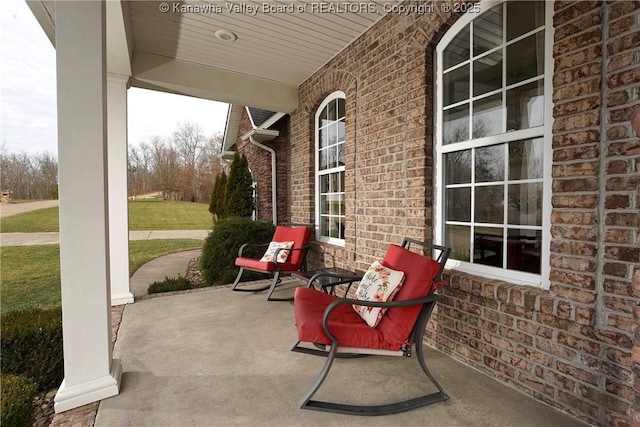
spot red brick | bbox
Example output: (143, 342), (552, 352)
(608, 32), (640, 56)
(551, 241), (597, 257)
(552, 178), (599, 192)
(610, 104), (640, 123)
(553, 79), (601, 102)
(606, 160), (631, 174)
(552, 195), (599, 209)
(550, 225), (597, 242)
(553, 95), (600, 117)
(604, 228), (633, 244)
(555, 45), (602, 71)
(605, 246), (640, 263)
(552, 130), (601, 148)
(607, 140), (640, 156)
(553, 146), (600, 166)
(606, 212), (638, 227)
(605, 195), (631, 209)
(608, 0), (640, 20)
(607, 89), (631, 108)
(555, 11), (602, 40)
(554, 1), (601, 26)
(550, 210), (597, 225)
(575, 306), (595, 325)
(606, 124), (632, 141)
(604, 261), (631, 277)
(554, 114), (600, 134)
(609, 15), (637, 38)
(608, 52), (635, 73)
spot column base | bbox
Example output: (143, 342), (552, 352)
(111, 292), (134, 306)
(54, 358), (123, 413)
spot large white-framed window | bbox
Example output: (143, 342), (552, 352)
(315, 91), (346, 245)
(434, 0), (553, 288)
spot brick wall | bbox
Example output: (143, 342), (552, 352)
(234, 109), (290, 224)
(630, 98), (640, 427)
(282, 1), (639, 425)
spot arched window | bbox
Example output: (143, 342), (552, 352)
(315, 91), (346, 245)
(434, 0), (553, 288)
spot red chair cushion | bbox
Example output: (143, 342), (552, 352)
(376, 245), (441, 348)
(294, 287), (389, 349)
(294, 244), (442, 351)
(234, 225), (311, 272)
(235, 258), (300, 272)
(272, 226), (311, 268)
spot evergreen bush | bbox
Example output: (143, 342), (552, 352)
(200, 217), (276, 286)
(147, 276), (193, 294)
(208, 171), (227, 219)
(1, 374), (38, 427)
(225, 152), (254, 218)
(0, 306), (63, 391)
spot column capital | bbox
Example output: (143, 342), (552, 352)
(107, 72), (131, 88)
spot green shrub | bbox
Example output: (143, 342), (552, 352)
(148, 276), (193, 294)
(200, 217), (276, 286)
(1, 306), (63, 391)
(208, 171), (227, 219)
(225, 153), (254, 218)
(1, 374), (38, 427)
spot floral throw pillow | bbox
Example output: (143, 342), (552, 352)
(259, 241), (295, 263)
(352, 261), (405, 327)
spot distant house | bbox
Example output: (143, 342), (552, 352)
(222, 106), (289, 224)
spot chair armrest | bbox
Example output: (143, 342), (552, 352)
(237, 242), (270, 257)
(321, 293), (439, 343)
(271, 244), (310, 262)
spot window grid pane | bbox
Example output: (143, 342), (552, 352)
(317, 95), (346, 242)
(441, 1), (546, 274)
(443, 140), (544, 268)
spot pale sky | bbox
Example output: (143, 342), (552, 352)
(0, 0), (229, 156)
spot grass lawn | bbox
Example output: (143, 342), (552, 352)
(0, 200), (213, 232)
(1, 239), (203, 314)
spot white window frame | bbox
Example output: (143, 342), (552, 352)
(434, 0), (554, 289)
(315, 91), (346, 246)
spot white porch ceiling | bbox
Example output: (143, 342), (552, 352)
(28, 0), (397, 112)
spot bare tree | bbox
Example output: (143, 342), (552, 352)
(150, 137), (181, 200)
(127, 124), (227, 203)
(0, 149), (58, 200)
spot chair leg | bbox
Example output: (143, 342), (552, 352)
(415, 339), (449, 400)
(299, 342), (338, 410)
(230, 268), (244, 290)
(230, 268), (272, 292)
(296, 339), (448, 415)
(291, 341), (369, 359)
(265, 271), (288, 301)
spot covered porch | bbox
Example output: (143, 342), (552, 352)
(65, 284), (586, 426)
(26, 0), (392, 412)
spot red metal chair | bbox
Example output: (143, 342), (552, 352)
(291, 238), (450, 415)
(231, 224), (312, 301)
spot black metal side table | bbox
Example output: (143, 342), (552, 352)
(292, 267), (362, 296)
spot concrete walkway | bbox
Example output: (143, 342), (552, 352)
(0, 199), (210, 246)
(130, 249), (202, 298)
(0, 230), (210, 246)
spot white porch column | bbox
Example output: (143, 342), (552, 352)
(54, 1), (121, 413)
(107, 74), (134, 306)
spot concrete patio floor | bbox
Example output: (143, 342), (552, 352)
(94, 284), (589, 427)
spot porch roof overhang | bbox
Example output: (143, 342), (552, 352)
(27, 0), (396, 113)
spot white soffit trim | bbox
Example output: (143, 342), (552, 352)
(131, 51), (298, 113)
(222, 104), (243, 152)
